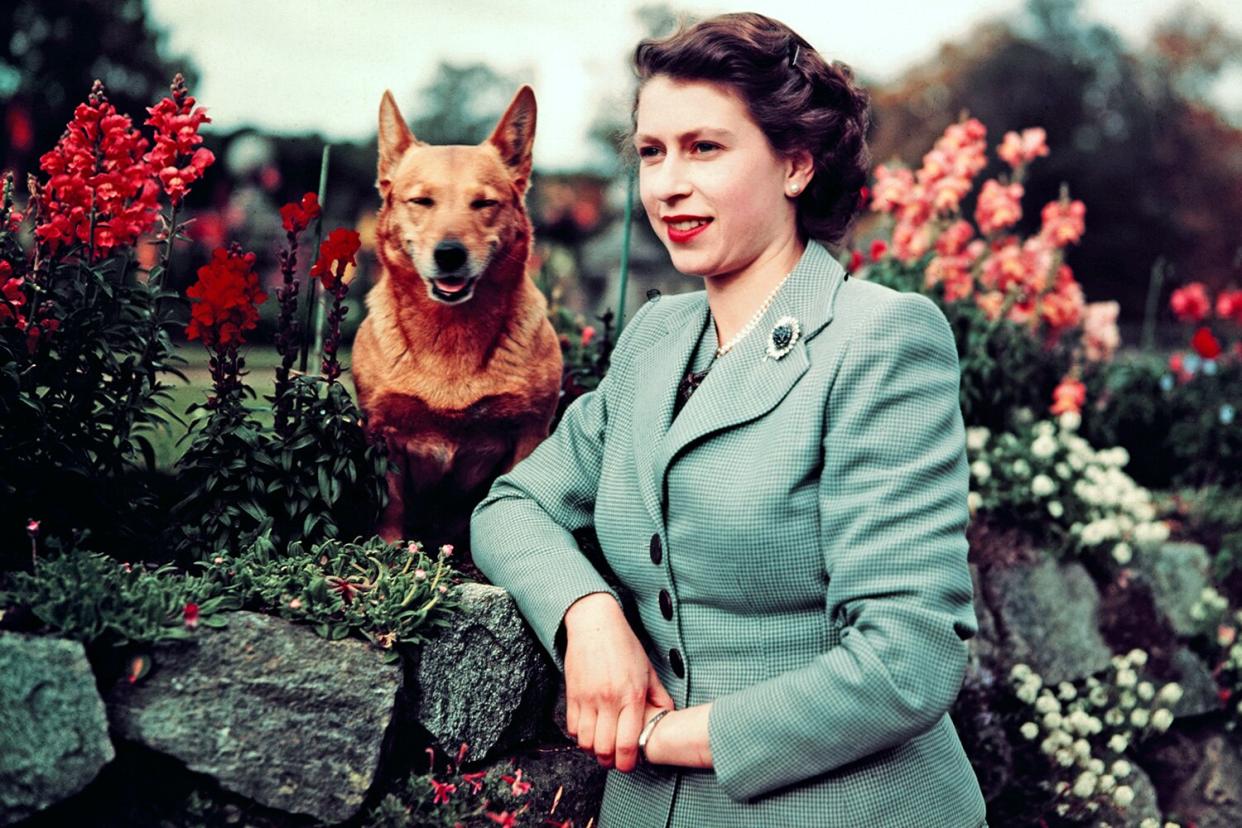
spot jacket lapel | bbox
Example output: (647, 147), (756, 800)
(630, 240), (848, 529)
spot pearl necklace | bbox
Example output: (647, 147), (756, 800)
(714, 270), (794, 358)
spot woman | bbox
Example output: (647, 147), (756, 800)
(470, 12), (987, 827)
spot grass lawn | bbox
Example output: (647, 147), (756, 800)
(142, 345), (355, 472)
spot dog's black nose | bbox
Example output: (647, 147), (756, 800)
(434, 241), (468, 273)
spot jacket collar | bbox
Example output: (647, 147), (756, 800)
(630, 239), (848, 529)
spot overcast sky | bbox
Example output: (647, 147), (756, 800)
(146, 0), (1242, 172)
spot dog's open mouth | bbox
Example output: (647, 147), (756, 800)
(429, 276), (477, 303)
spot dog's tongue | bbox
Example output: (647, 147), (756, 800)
(436, 277), (467, 294)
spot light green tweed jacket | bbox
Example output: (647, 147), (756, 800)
(470, 240), (987, 828)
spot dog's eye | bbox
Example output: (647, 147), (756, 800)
(471, 199), (500, 209)
(407, 197), (434, 207)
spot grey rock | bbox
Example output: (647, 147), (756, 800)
(1142, 725), (1242, 828)
(104, 611), (402, 824)
(1169, 646), (1224, 718)
(1148, 542), (1212, 637)
(416, 583), (556, 764)
(982, 556), (1113, 685)
(0, 632), (115, 826)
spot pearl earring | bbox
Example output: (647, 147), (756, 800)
(789, 184), (800, 195)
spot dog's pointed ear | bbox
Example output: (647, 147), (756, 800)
(378, 90), (419, 196)
(488, 85), (536, 194)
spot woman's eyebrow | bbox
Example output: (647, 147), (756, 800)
(633, 127), (735, 143)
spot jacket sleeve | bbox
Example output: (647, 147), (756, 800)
(469, 299), (658, 673)
(706, 290), (978, 802)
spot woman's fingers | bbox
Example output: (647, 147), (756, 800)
(593, 705), (617, 768)
(614, 700), (645, 772)
(647, 661), (676, 709)
(576, 704), (598, 754)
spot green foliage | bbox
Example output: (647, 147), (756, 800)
(197, 532), (461, 663)
(1081, 352), (1242, 489)
(1172, 485), (1242, 582)
(550, 305), (616, 425)
(0, 530), (235, 649)
(166, 373), (391, 565)
(0, 222), (188, 567)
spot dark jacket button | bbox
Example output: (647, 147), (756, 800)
(669, 647), (685, 678)
(659, 589), (673, 620)
(649, 533), (662, 565)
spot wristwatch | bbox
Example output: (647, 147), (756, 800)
(637, 709), (672, 764)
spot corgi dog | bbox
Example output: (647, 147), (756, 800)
(351, 85), (562, 553)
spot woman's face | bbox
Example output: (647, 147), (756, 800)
(634, 75), (799, 282)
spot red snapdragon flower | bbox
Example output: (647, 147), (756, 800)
(459, 771), (488, 794)
(1191, 327), (1222, 360)
(1170, 283), (1211, 324)
(185, 246), (268, 348)
(280, 192), (321, 235)
(144, 74), (214, 206)
(1, 261), (26, 326)
(485, 811), (518, 828)
(36, 80), (160, 257)
(184, 602), (200, 629)
(1216, 289), (1242, 326)
(310, 227), (362, 289)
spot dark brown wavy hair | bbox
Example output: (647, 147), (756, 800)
(630, 12), (872, 245)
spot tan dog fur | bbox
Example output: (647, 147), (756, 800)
(351, 86), (562, 549)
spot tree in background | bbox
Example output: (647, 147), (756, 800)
(0, 0), (197, 180)
(865, 0), (1242, 331)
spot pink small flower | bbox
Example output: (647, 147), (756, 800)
(460, 770), (487, 794)
(580, 325), (596, 346)
(430, 778), (456, 805)
(975, 179), (1024, 235)
(485, 811), (518, 828)
(1218, 625), (1237, 648)
(440, 544), (454, 557)
(25, 519), (39, 536)
(289, 598), (303, 610)
(414, 568), (427, 581)
(501, 768), (531, 796)
(997, 127), (1049, 169)
(184, 602), (200, 629)
(438, 584), (448, 594)
(1039, 198), (1086, 247)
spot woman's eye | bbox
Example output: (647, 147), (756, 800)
(637, 146), (661, 158)
(692, 141), (720, 154)
(471, 199), (500, 209)
(408, 197), (433, 207)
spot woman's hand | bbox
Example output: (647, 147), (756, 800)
(563, 592), (676, 772)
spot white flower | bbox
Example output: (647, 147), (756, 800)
(1108, 733), (1129, 753)
(1017, 683), (1039, 704)
(1057, 681), (1077, 700)
(1012, 458), (1031, 478)
(1020, 721), (1040, 740)
(1105, 708), (1126, 726)
(1010, 663), (1031, 682)
(966, 426), (991, 452)
(1059, 410), (1082, 432)
(1137, 681), (1155, 701)
(1048, 500), (1065, 518)
(1056, 748), (1076, 767)
(1127, 648), (1149, 667)
(1112, 542), (1133, 565)
(1032, 433), (1058, 459)
(1119, 690), (1137, 709)
(1111, 759), (1132, 778)
(970, 460), (992, 482)
(1055, 461), (1072, 479)
(1089, 685), (1110, 707)
(1138, 818), (1158, 828)
(1032, 473), (1057, 497)
(1041, 735), (1060, 755)
(1129, 708), (1150, 728)
(1088, 758), (1105, 775)
(968, 491), (983, 513)
(1113, 785), (1134, 808)
(1043, 711), (1063, 730)
(1099, 773), (1117, 793)
(1072, 737), (1092, 758)
(1036, 694), (1061, 714)
(1151, 708), (1174, 732)
(1116, 668), (1138, 688)
(1072, 770), (1098, 798)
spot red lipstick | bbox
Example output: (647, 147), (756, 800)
(663, 215), (712, 244)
